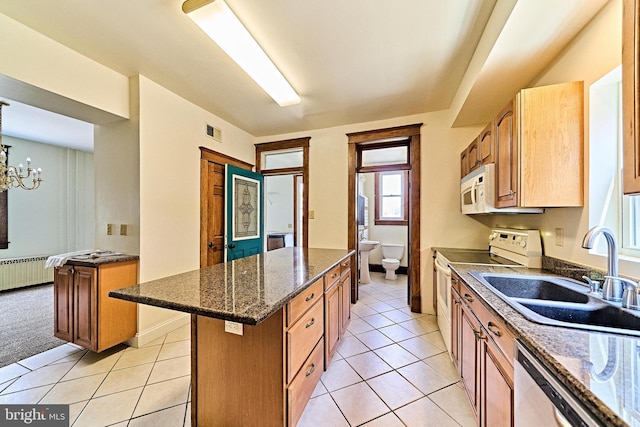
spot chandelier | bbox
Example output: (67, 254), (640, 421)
(0, 101), (42, 191)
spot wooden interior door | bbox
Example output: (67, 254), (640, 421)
(200, 148), (254, 268)
(205, 161), (225, 266)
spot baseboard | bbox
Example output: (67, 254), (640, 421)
(126, 313), (190, 348)
(369, 264), (408, 275)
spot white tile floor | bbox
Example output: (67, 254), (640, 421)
(0, 272), (474, 426)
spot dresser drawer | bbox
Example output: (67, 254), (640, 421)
(288, 338), (324, 427)
(339, 257), (351, 276)
(287, 278), (323, 327)
(287, 300), (323, 382)
(325, 264), (341, 290)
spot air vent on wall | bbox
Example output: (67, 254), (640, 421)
(206, 124), (222, 142)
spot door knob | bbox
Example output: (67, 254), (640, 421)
(226, 244), (236, 249)
(208, 242), (214, 248)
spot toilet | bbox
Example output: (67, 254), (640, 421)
(381, 243), (404, 280)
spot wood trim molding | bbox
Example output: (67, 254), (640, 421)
(254, 137), (310, 248)
(346, 124), (422, 144)
(347, 124), (422, 312)
(200, 146), (253, 169)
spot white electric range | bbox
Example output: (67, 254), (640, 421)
(433, 229), (543, 354)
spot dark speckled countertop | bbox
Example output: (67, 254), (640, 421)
(445, 260), (640, 427)
(109, 247), (354, 325)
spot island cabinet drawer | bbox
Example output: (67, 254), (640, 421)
(325, 265), (341, 290)
(287, 338), (324, 427)
(287, 278), (323, 327)
(339, 257), (351, 276)
(286, 299), (324, 382)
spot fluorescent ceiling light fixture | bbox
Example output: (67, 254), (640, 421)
(183, 0), (301, 107)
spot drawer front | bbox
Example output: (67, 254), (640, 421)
(288, 338), (324, 427)
(324, 264), (341, 290)
(287, 300), (324, 382)
(339, 257), (351, 276)
(287, 278), (323, 327)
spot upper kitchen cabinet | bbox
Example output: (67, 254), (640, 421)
(623, 0), (640, 194)
(495, 81), (584, 208)
(460, 121), (493, 179)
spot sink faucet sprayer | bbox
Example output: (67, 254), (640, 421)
(581, 226), (622, 302)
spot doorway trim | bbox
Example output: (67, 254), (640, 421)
(255, 137), (310, 248)
(347, 124), (422, 312)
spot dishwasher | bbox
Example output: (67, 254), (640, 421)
(515, 342), (604, 427)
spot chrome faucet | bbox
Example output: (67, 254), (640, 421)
(581, 226), (622, 302)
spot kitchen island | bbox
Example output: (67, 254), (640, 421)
(110, 247), (354, 427)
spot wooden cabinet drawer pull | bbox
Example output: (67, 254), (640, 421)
(305, 318), (315, 328)
(332, 273), (339, 279)
(305, 363), (316, 377)
(463, 294), (474, 303)
(305, 293), (315, 302)
(487, 322), (502, 337)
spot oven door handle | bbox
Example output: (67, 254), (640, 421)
(434, 257), (451, 277)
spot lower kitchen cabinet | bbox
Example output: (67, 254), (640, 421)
(53, 259), (138, 352)
(451, 271), (514, 427)
(325, 261), (351, 365)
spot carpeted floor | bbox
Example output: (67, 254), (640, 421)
(0, 283), (66, 368)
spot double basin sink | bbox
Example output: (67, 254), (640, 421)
(470, 272), (640, 337)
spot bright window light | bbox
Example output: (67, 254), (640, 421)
(183, 0), (301, 107)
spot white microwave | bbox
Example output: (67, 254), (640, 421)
(461, 164), (543, 214)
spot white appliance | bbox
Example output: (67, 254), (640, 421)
(460, 163), (543, 215)
(515, 342), (601, 427)
(435, 228), (543, 354)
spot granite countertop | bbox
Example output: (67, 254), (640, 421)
(64, 253), (139, 267)
(448, 262), (640, 427)
(109, 247), (354, 325)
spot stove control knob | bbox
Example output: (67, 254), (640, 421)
(518, 238), (527, 248)
(489, 233), (498, 241)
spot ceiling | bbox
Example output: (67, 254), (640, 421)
(0, 0), (611, 151)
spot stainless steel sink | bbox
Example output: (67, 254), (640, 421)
(471, 272), (640, 337)
(478, 274), (589, 303)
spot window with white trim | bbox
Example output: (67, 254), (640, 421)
(589, 65), (640, 258)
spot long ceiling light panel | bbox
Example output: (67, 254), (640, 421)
(182, 0), (301, 107)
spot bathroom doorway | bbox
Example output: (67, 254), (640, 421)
(347, 124), (422, 312)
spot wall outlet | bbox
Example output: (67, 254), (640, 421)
(555, 228), (564, 246)
(224, 321), (243, 335)
(120, 224), (128, 236)
(107, 224), (113, 235)
(309, 210), (315, 219)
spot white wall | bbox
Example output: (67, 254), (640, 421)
(265, 175), (294, 233)
(135, 75), (256, 338)
(1, 135), (94, 259)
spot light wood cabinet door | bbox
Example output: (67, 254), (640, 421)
(53, 266), (74, 342)
(461, 149), (470, 178)
(623, 0), (640, 194)
(468, 140), (480, 172)
(339, 272), (351, 335)
(73, 266), (98, 351)
(482, 339), (514, 427)
(460, 303), (480, 417)
(494, 99), (518, 208)
(479, 122), (493, 165)
(450, 287), (461, 370)
(324, 283), (340, 364)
